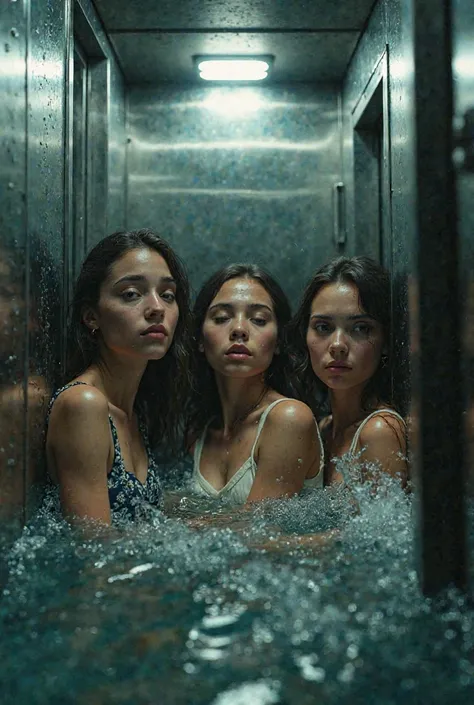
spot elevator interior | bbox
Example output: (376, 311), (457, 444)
(0, 0), (473, 597)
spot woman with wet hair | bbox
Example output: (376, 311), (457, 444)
(288, 256), (407, 487)
(46, 229), (191, 524)
(185, 263), (324, 506)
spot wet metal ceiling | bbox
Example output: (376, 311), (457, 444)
(93, 0), (377, 84)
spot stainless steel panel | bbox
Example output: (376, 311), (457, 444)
(453, 0), (474, 591)
(0, 0), (28, 544)
(385, 0), (416, 418)
(0, 0), (126, 535)
(94, 0), (376, 31)
(126, 84), (341, 302)
(111, 30), (359, 85)
(85, 59), (109, 250)
(25, 0), (69, 515)
(107, 58), (127, 233)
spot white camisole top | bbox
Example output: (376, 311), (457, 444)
(191, 398), (324, 506)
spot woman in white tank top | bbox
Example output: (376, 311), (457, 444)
(185, 264), (324, 507)
(288, 257), (407, 488)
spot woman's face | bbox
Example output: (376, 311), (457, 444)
(85, 247), (179, 362)
(306, 281), (384, 393)
(201, 277), (279, 380)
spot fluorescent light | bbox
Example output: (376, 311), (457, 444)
(196, 57), (271, 82)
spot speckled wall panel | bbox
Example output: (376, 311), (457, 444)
(126, 84), (341, 305)
(94, 0), (376, 31)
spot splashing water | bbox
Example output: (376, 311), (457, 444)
(1, 463), (474, 705)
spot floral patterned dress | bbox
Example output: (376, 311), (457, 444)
(46, 382), (163, 523)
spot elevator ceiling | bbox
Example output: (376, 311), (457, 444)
(92, 0), (377, 84)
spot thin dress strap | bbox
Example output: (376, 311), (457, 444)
(349, 408), (406, 455)
(250, 398), (295, 461)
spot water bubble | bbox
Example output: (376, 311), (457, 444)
(346, 644), (359, 659)
(338, 662), (356, 683)
(212, 681), (280, 705)
(10, 28), (19, 38)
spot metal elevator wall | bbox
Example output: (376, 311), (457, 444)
(125, 84), (343, 303)
(0, 0), (126, 560)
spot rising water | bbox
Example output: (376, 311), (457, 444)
(1, 461), (474, 705)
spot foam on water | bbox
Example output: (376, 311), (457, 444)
(1, 465), (474, 705)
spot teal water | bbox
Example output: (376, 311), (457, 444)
(1, 471), (473, 705)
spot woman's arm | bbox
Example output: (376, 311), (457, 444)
(358, 414), (408, 487)
(47, 386), (113, 524)
(246, 401), (321, 503)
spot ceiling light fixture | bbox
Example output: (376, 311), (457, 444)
(195, 56), (273, 82)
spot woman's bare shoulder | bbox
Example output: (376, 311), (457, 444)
(359, 411), (406, 449)
(264, 399), (316, 433)
(48, 384), (110, 436)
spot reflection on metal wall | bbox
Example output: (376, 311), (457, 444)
(453, 0), (474, 591)
(0, 0), (28, 549)
(0, 0), (126, 545)
(126, 85), (341, 302)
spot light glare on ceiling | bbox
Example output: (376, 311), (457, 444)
(196, 58), (271, 82)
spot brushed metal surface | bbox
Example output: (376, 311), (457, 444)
(126, 84), (341, 302)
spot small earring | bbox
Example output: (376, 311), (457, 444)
(381, 354), (388, 368)
(91, 327), (99, 336)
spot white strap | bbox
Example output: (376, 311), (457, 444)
(349, 409), (406, 455)
(250, 398), (295, 461)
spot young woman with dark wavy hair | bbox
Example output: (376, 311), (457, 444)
(185, 263), (323, 506)
(46, 229), (191, 524)
(288, 256), (407, 488)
